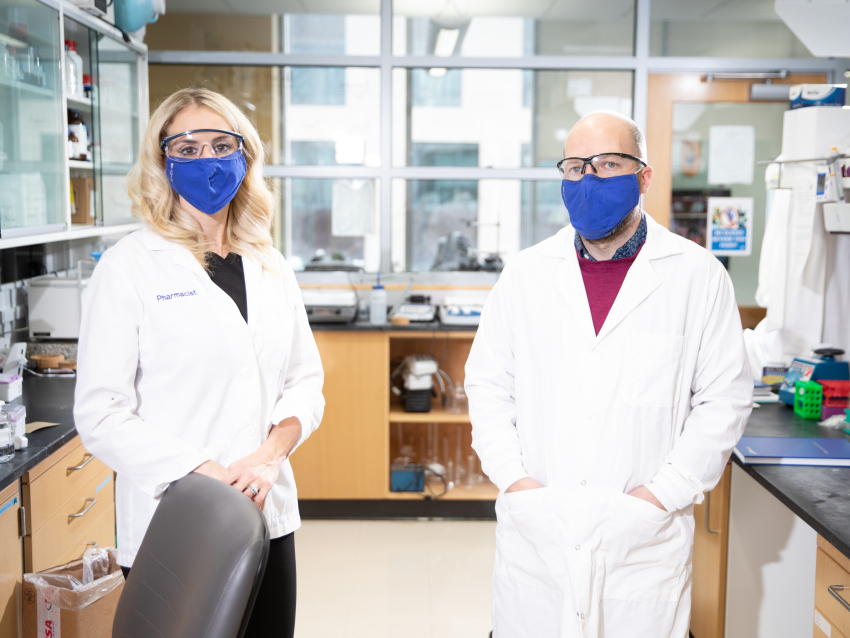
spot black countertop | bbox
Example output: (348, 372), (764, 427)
(734, 401), (850, 558)
(0, 376), (78, 492)
(310, 319), (476, 332)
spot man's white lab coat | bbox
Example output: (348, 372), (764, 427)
(74, 229), (324, 567)
(465, 215), (752, 637)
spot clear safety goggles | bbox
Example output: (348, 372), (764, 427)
(160, 128), (245, 163)
(557, 153), (647, 181)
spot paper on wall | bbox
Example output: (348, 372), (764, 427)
(791, 174), (817, 278)
(706, 196), (754, 256)
(708, 125), (755, 185)
(332, 179), (375, 237)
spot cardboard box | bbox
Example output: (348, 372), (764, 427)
(70, 178), (95, 225)
(789, 84), (847, 110)
(23, 550), (124, 638)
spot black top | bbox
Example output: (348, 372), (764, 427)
(205, 252), (248, 323)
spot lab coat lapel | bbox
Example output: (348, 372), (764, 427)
(242, 253), (263, 336)
(550, 227), (597, 348)
(593, 215), (682, 346)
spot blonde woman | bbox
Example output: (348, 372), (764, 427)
(74, 88), (324, 637)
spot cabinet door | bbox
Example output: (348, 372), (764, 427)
(95, 35), (138, 226)
(0, 0), (67, 237)
(0, 483), (22, 638)
(289, 331), (389, 498)
(691, 463), (732, 638)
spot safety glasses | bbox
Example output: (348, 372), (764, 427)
(160, 129), (245, 163)
(557, 153), (647, 181)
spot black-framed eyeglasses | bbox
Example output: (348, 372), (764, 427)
(160, 128), (245, 163)
(557, 153), (647, 181)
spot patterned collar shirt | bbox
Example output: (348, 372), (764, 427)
(574, 213), (647, 261)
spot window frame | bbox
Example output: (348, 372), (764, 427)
(147, 0), (848, 272)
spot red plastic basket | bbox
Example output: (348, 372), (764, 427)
(820, 380), (850, 408)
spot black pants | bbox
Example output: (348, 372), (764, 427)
(120, 532), (297, 638)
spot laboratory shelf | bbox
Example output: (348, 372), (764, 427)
(0, 222), (138, 250)
(389, 405), (471, 424)
(68, 160), (94, 169)
(386, 480), (499, 501)
(65, 93), (92, 108)
(0, 75), (54, 97)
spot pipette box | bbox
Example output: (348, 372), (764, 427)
(390, 464), (424, 492)
(0, 374), (22, 402)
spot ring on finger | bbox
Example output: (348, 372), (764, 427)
(247, 484), (259, 496)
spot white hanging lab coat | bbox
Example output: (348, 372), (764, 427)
(74, 229), (324, 567)
(465, 216), (752, 638)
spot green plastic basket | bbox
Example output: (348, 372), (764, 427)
(794, 380), (823, 420)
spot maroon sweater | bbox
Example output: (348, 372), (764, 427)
(576, 245), (643, 335)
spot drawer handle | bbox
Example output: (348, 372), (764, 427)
(69, 498), (97, 520)
(68, 454), (94, 472)
(829, 585), (850, 614)
(705, 491), (719, 534)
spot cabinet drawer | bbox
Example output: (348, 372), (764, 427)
(56, 504), (116, 568)
(816, 548), (850, 638)
(22, 439), (109, 534)
(24, 468), (115, 573)
(816, 606), (848, 638)
(0, 484), (21, 638)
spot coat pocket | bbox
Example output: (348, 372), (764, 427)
(601, 491), (686, 603)
(623, 335), (686, 408)
(499, 488), (562, 592)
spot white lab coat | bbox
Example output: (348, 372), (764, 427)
(74, 228), (324, 567)
(465, 215), (752, 638)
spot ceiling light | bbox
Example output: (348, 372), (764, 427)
(434, 28), (460, 57)
(428, 68), (447, 78)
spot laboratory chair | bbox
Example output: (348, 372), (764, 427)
(112, 472), (270, 638)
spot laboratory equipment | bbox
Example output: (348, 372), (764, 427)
(370, 273), (387, 326)
(27, 270), (90, 339)
(0, 343), (27, 375)
(440, 296), (484, 326)
(819, 380), (850, 419)
(394, 295), (436, 322)
(114, 0), (160, 33)
(778, 348), (849, 405)
(301, 289), (357, 324)
(2, 403), (26, 441)
(67, 0), (108, 17)
(390, 355), (453, 413)
(390, 464), (425, 492)
(447, 383), (468, 415)
(64, 40), (84, 98)
(815, 163), (843, 203)
(0, 374), (22, 402)
(793, 380), (823, 420)
(0, 410), (12, 463)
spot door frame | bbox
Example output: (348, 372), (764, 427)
(644, 73), (828, 227)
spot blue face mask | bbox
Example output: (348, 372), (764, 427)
(167, 152), (247, 215)
(561, 172), (640, 240)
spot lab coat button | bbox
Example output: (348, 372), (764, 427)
(580, 480), (586, 486)
(575, 545), (580, 551)
(245, 426), (257, 437)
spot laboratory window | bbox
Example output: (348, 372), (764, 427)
(649, 2), (812, 57)
(392, 69), (634, 169)
(392, 0), (634, 57)
(391, 179), (563, 273)
(145, 11), (380, 55)
(148, 65), (381, 167)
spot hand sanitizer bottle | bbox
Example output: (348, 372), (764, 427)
(370, 272), (387, 326)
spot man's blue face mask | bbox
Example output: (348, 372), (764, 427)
(558, 153), (646, 240)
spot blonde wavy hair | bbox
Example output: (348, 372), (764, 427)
(128, 88), (274, 269)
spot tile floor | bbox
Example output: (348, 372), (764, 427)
(294, 520), (496, 638)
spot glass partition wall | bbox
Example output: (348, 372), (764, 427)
(147, 0), (846, 273)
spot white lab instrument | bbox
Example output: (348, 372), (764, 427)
(0, 410), (11, 463)
(73, 229), (325, 567)
(0, 342), (26, 375)
(394, 296), (436, 322)
(823, 202), (850, 233)
(27, 272), (89, 339)
(391, 355), (453, 413)
(465, 216), (752, 636)
(300, 289), (357, 324)
(439, 296), (484, 326)
(0, 374), (22, 402)
(815, 163), (843, 203)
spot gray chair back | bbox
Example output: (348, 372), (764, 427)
(112, 473), (269, 638)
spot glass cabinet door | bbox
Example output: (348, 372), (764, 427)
(96, 35), (138, 225)
(0, 0), (65, 237)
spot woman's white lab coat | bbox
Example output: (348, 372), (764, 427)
(74, 229), (324, 567)
(465, 216), (752, 638)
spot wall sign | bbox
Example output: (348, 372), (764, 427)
(707, 196), (754, 256)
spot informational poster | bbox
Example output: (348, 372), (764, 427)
(707, 197), (754, 256)
(708, 125), (755, 185)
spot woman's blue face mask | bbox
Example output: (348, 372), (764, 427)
(561, 170), (643, 240)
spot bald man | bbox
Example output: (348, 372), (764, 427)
(465, 112), (752, 637)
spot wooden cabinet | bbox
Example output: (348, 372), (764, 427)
(0, 483), (22, 638)
(814, 536), (850, 638)
(289, 330), (495, 500)
(691, 463), (732, 638)
(21, 436), (115, 573)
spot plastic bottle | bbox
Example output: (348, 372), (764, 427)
(369, 272), (387, 325)
(64, 40), (84, 98)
